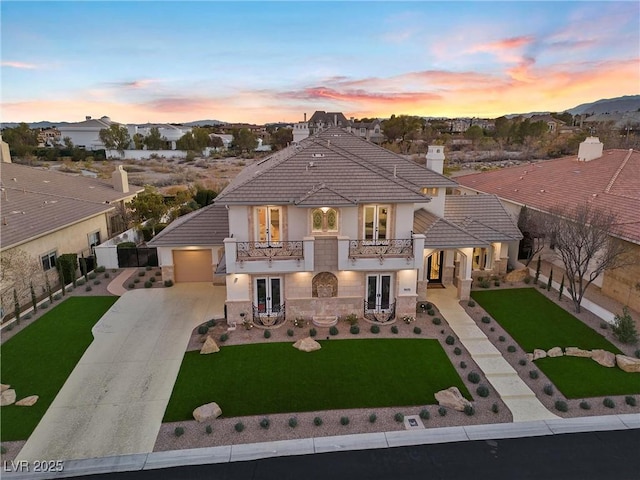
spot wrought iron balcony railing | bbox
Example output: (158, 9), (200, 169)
(363, 300), (396, 324)
(236, 241), (304, 260)
(252, 302), (286, 328)
(348, 239), (413, 258)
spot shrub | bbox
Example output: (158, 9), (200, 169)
(507, 345), (517, 353)
(391, 325), (399, 334)
(453, 347), (462, 355)
(402, 315), (415, 324)
(413, 326), (422, 334)
(467, 371), (480, 384)
(518, 359), (527, 366)
(370, 325), (380, 334)
(314, 416), (323, 426)
(460, 361), (467, 369)
(220, 333), (229, 342)
(612, 307), (638, 344)
(288, 417), (298, 428)
(350, 325), (360, 335)
(138, 271), (146, 277)
(206, 319), (217, 328)
(104, 272), (110, 278)
(309, 328), (317, 337)
(198, 325), (209, 335)
(146, 265), (152, 271)
(524, 277), (531, 284)
(543, 384), (554, 396)
(205, 425), (213, 435)
(491, 403), (499, 414)
(345, 313), (358, 326)
(77, 278), (86, 286)
(432, 317), (442, 325)
(635, 349), (640, 359)
(463, 405), (475, 416)
(144, 281), (152, 288)
(88, 272), (97, 280)
(394, 412), (404, 422)
(368, 413), (377, 423)
(467, 300), (476, 307)
(174, 427), (185, 437)
(340, 416), (350, 426)
(438, 406), (447, 417)
(0, 446), (6, 454)
(260, 418), (270, 429)
(85, 286), (92, 292)
(53, 294), (62, 301)
(150, 276), (156, 283)
(419, 408), (430, 420)
(426, 309), (435, 316)
(498, 335), (506, 342)
(625, 396), (636, 407)
(164, 280), (174, 287)
(155, 271), (162, 276)
(134, 278), (140, 284)
(555, 400), (569, 412)
(494, 280), (500, 287)
(489, 327), (495, 332)
(263, 330), (271, 339)
(293, 317), (305, 328)
(95, 266), (106, 273)
(24, 313), (32, 320)
(479, 280), (490, 289)
(329, 326), (339, 336)
(287, 328), (294, 337)
(579, 401), (591, 410)
(128, 283), (136, 289)
(481, 316), (491, 324)
(600, 322), (609, 330)
(445, 335), (455, 345)
(234, 422), (245, 432)
(529, 370), (539, 379)
(476, 385), (490, 397)
(603, 398), (615, 409)
(92, 279), (101, 286)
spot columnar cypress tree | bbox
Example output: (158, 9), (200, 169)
(45, 272), (53, 303)
(535, 256), (541, 283)
(57, 262), (66, 296)
(559, 275), (565, 301)
(30, 282), (37, 311)
(547, 268), (553, 291)
(13, 289), (20, 325)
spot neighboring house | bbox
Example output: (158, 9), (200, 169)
(456, 137), (640, 312)
(210, 133), (233, 149)
(130, 124), (192, 150)
(58, 116), (116, 150)
(0, 158), (141, 297)
(307, 111), (349, 134)
(37, 127), (60, 147)
(150, 127), (521, 327)
(347, 118), (385, 144)
(528, 115), (565, 134)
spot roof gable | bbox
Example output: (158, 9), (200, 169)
(148, 203), (229, 247)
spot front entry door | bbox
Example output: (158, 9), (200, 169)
(255, 277), (282, 315)
(426, 251), (444, 284)
(366, 274), (392, 312)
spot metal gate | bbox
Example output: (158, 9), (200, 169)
(116, 247), (158, 268)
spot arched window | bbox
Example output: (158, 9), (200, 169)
(311, 208), (339, 233)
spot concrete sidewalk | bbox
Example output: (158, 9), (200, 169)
(16, 284), (225, 462)
(106, 268), (136, 296)
(428, 287), (559, 422)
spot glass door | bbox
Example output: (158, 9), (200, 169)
(255, 277), (282, 314)
(366, 274), (392, 312)
(427, 251), (443, 283)
(256, 207), (281, 243)
(363, 205), (389, 240)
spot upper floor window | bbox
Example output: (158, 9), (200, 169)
(311, 208), (338, 233)
(255, 206), (281, 242)
(472, 247), (488, 270)
(88, 231), (101, 251)
(41, 251), (57, 271)
(364, 205), (389, 240)
(421, 187), (438, 196)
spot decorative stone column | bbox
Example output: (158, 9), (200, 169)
(416, 280), (428, 301)
(161, 265), (174, 283)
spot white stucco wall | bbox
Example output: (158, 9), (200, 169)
(395, 204), (415, 239)
(228, 206), (249, 240)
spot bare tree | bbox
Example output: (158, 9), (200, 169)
(1, 249), (44, 319)
(547, 203), (630, 313)
(517, 205), (548, 266)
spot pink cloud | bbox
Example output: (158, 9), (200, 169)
(1, 61), (38, 70)
(469, 35), (535, 54)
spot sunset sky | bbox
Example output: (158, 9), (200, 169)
(1, 1), (639, 124)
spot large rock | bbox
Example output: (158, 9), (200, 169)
(591, 350), (615, 368)
(616, 355), (640, 373)
(200, 336), (220, 354)
(547, 347), (563, 358)
(533, 349), (547, 360)
(293, 337), (321, 353)
(505, 268), (529, 283)
(565, 347), (592, 358)
(434, 387), (472, 412)
(0, 384), (9, 393)
(193, 402), (222, 422)
(0, 389), (16, 406)
(526, 353), (534, 362)
(15, 395), (39, 406)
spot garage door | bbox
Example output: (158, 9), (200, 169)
(173, 250), (214, 283)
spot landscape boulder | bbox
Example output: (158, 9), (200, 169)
(293, 337), (321, 353)
(565, 347), (592, 358)
(0, 384), (9, 393)
(591, 350), (615, 368)
(547, 347), (563, 358)
(0, 389), (16, 406)
(193, 402), (222, 422)
(532, 349), (547, 360)
(505, 268), (529, 283)
(15, 395), (39, 407)
(616, 355), (640, 373)
(526, 353), (534, 362)
(434, 387), (472, 412)
(200, 336), (220, 355)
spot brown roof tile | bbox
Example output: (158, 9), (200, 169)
(147, 203), (229, 247)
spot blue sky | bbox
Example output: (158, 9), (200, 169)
(1, 1), (638, 123)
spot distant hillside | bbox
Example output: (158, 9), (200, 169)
(566, 95), (640, 115)
(1, 121), (70, 129)
(182, 119), (225, 127)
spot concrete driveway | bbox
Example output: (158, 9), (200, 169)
(16, 284), (225, 462)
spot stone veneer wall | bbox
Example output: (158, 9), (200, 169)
(161, 265), (174, 283)
(286, 297), (363, 321)
(602, 242), (640, 313)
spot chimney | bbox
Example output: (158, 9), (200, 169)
(426, 145), (445, 174)
(304, 112), (307, 122)
(334, 114), (337, 126)
(577, 137), (603, 162)
(86, 116), (92, 121)
(111, 165), (129, 193)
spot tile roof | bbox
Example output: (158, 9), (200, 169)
(414, 209), (487, 248)
(216, 127), (457, 205)
(0, 163), (140, 250)
(456, 149), (640, 244)
(147, 203), (229, 247)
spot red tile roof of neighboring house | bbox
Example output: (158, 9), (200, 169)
(456, 149), (640, 244)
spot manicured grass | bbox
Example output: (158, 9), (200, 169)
(1, 297), (117, 441)
(472, 288), (640, 398)
(164, 339), (470, 421)
(471, 289), (621, 353)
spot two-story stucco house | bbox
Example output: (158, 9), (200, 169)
(150, 127), (521, 327)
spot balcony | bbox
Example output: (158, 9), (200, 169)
(338, 234), (425, 271)
(224, 237), (314, 274)
(348, 239), (413, 258)
(237, 241), (303, 260)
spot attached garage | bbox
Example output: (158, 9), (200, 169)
(173, 249), (214, 283)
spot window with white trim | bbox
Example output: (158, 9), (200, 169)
(41, 251), (57, 271)
(311, 208), (339, 233)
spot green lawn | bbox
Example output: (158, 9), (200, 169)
(472, 288), (640, 398)
(164, 338), (469, 421)
(1, 296), (117, 441)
